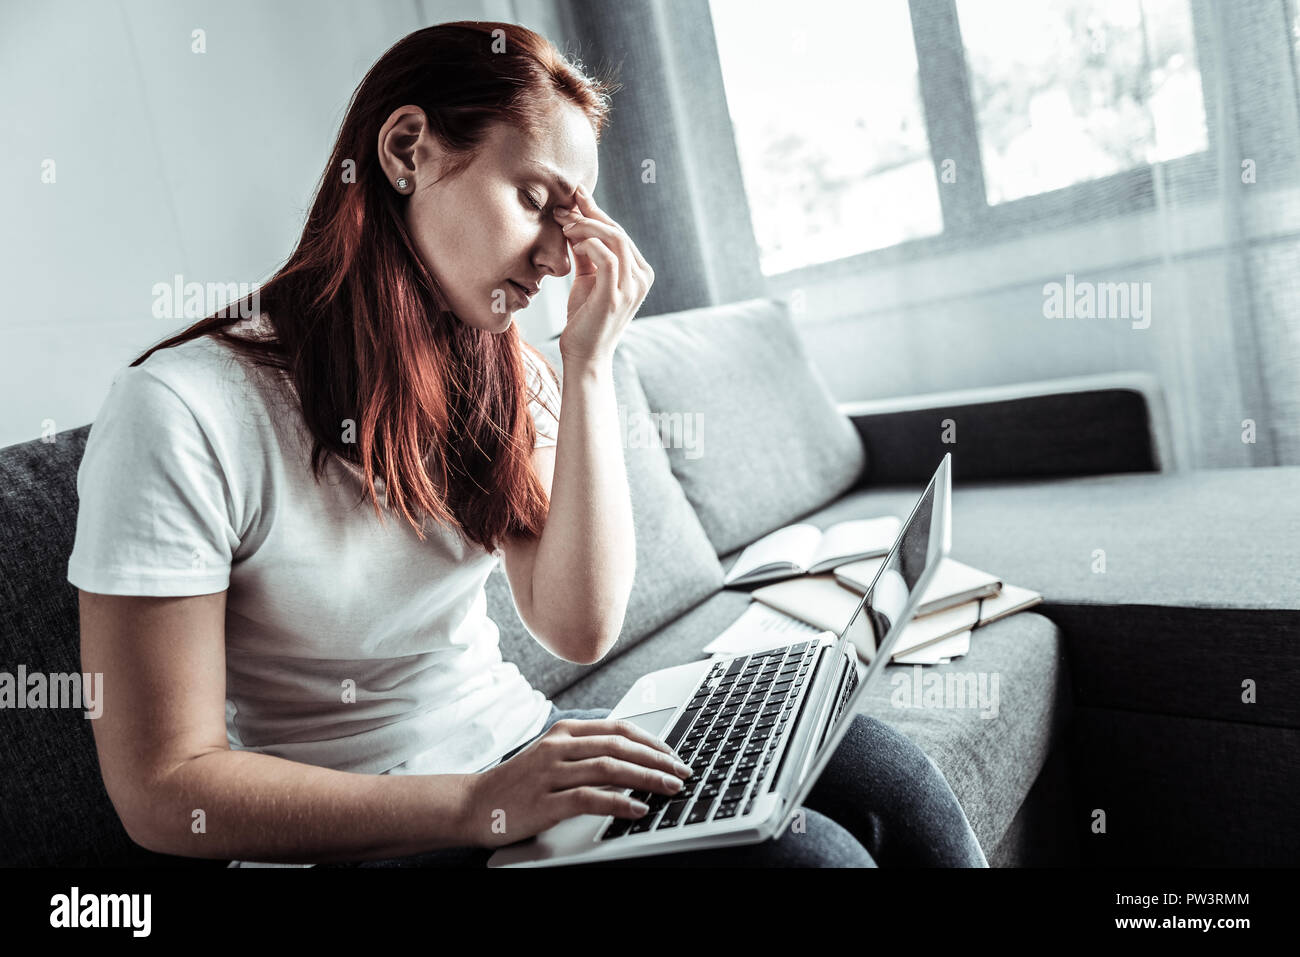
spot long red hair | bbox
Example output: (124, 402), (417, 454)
(130, 22), (617, 553)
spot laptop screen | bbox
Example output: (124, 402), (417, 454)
(846, 472), (936, 665)
(785, 454), (950, 807)
(832, 455), (946, 670)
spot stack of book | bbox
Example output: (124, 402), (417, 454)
(709, 517), (1042, 664)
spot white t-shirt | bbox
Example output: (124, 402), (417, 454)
(67, 315), (559, 863)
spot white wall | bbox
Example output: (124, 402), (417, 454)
(0, 0), (570, 449)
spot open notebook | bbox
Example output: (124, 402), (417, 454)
(722, 517), (902, 587)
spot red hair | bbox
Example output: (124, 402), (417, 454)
(130, 22), (618, 553)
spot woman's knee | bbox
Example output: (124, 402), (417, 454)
(765, 807), (877, 867)
(828, 714), (952, 797)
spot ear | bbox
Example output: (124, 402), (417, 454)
(376, 105), (444, 192)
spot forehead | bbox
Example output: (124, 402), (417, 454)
(489, 102), (599, 194)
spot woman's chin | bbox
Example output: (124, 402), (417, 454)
(485, 309), (515, 333)
(450, 308), (515, 333)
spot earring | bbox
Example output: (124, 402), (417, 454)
(396, 177), (409, 190)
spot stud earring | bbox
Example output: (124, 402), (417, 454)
(396, 177), (409, 190)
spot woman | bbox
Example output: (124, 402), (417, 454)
(70, 21), (985, 868)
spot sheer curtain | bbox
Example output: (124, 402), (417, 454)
(1072, 0), (1300, 470)
(515, 0), (1300, 469)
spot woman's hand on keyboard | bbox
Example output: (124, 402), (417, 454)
(459, 718), (693, 848)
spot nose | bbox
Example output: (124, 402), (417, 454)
(532, 220), (572, 280)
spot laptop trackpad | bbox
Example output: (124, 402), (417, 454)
(620, 706), (678, 740)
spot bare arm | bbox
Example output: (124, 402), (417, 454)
(501, 358), (635, 666)
(499, 182), (653, 666)
(79, 589), (476, 863)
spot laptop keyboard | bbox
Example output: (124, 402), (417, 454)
(600, 640), (821, 842)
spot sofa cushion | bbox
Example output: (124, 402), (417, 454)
(552, 588), (1070, 856)
(485, 344), (723, 699)
(617, 298), (866, 555)
(784, 466), (1300, 729)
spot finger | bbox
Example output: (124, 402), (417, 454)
(570, 183), (616, 228)
(570, 185), (651, 276)
(554, 786), (652, 820)
(556, 756), (686, 797)
(570, 185), (638, 276)
(571, 237), (618, 313)
(568, 228), (597, 278)
(552, 732), (691, 777)
(556, 718), (688, 765)
(622, 235), (651, 277)
(563, 218), (633, 293)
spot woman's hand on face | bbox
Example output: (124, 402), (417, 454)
(553, 185), (654, 366)
(459, 717), (692, 848)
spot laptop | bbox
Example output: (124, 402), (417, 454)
(487, 452), (953, 867)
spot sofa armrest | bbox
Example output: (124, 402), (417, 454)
(839, 371), (1174, 484)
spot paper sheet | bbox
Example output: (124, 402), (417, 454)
(703, 601), (832, 658)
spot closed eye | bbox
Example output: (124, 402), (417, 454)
(519, 188), (544, 214)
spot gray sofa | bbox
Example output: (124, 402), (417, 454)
(2, 297), (1296, 867)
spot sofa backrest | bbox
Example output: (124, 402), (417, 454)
(840, 371), (1172, 483)
(616, 297), (866, 555)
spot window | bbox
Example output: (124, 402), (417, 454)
(709, 0), (1211, 277)
(710, 0), (943, 275)
(957, 0), (1207, 204)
